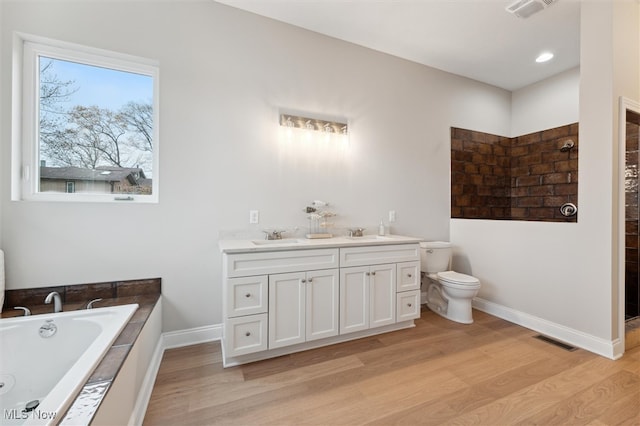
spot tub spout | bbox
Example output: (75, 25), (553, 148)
(44, 291), (62, 313)
(85, 298), (103, 309)
(13, 306), (31, 316)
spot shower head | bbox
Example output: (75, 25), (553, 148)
(560, 139), (575, 152)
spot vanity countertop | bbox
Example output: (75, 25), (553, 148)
(219, 234), (423, 254)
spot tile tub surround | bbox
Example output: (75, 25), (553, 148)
(2, 278), (161, 316)
(1, 278), (161, 424)
(451, 123), (579, 222)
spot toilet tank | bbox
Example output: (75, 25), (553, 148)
(419, 241), (452, 273)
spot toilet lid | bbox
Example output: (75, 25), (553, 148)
(437, 271), (480, 285)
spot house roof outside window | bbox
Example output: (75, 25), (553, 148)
(40, 166), (147, 185)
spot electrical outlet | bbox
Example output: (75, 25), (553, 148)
(249, 210), (259, 224)
(389, 210), (396, 222)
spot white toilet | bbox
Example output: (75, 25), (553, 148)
(420, 241), (481, 324)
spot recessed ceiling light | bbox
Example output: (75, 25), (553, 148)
(536, 52), (554, 63)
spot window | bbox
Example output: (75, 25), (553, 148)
(13, 33), (159, 202)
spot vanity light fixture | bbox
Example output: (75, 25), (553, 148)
(279, 113), (348, 135)
(535, 52), (554, 63)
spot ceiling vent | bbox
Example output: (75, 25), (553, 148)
(506, 0), (557, 18)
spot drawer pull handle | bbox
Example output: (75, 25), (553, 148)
(366, 272), (370, 276)
(407, 303), (412, 307)
(301, 279), (306, 283)
(308, 278), (313, 283)
(371, 272), (376, 276)
(245, 293), (251, 298)
(407, 274), (412, 278)
(245, 331), (251, 337)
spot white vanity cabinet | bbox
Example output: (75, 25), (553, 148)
(226, 275), (268, 317)
(223, 248), (339, 359)
(339, 244), (421, 330)
(395, 261), (421, 322)
(397, 261), (420, 292)
(269, 269), (339, 349)
(397, 289), (420, 321)
(225, 313), (268, 357)
(339, 264), (396, 334)
(221, 239), (421, 367)
(224, 275), (269, 357)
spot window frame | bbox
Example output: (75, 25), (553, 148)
(12, 33), (160, 203)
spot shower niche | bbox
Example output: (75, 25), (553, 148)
(450, 123), (579, 222)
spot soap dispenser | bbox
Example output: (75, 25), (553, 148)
(378, 220), (385, 236)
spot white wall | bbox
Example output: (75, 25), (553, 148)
(0, 0), (3, 251)
(612, 1), (640, 339)
(0, 1), (510, 331)
(451, 1), (639, 358)
(451, 65), (581, 325)
(511, 66), (580, 136)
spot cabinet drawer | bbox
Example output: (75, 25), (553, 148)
(396, 290), (421, 322)
(225, 249), (339, 277)
(226, 276), (268, 318)
(397, 261), (421, 292)
(225, 313), (268, 357)
(339, 244), (420, 268)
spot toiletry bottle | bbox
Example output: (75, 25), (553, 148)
(378, 220), (385, 236)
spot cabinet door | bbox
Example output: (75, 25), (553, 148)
(397, 289), (421, 322)
(269, 272), (305, 349)
(397, 261), (421, 292)
(306, 269), (339, 341)
(370, 264), (396, 328)
(226, 275), (268, 318)
(225, 313), (268, 357)
(340, 266), (370, 334)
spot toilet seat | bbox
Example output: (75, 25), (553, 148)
(437, 271), (480, 287)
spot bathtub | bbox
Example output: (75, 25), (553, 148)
(0, 304), (138, 426)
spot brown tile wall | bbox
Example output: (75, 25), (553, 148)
(451, 123), (579, 222)
(511, 124), (579, 221)
(451, 128), (512, 219)
(3, 277), (161, 315)
(626, 110), (640, 319)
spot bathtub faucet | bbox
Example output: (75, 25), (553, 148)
(13, 306), (31, 316)
(44, 291), (62, 313)
(85, 298), (103, 309)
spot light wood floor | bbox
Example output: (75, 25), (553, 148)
(144, 309), (640, 425)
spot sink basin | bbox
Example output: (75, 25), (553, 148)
(251, 238), (302, 245)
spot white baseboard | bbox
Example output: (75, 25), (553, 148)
(473, 297), (621, 360)
(162, 323), (222, 349)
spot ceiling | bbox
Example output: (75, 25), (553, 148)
(214, 0), (581, 92)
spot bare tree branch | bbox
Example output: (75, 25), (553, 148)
(37, 59), (154, 174)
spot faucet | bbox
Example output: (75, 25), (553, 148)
(263, 230), (285, 240)
(44, 291), (62, 313)
(85, 298), (103, 309)
(348, 228), (365, 237)
(13, 306), (31, 316)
